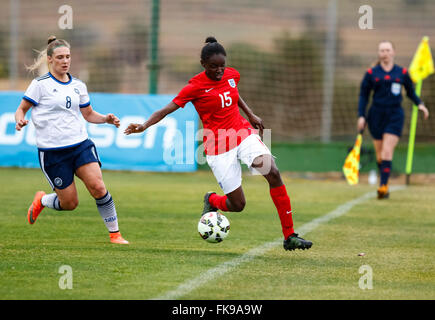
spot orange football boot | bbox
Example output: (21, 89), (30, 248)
(109, 231), (129, 244)
(27, 191), (46, 224)
(377, 184), (390, 199)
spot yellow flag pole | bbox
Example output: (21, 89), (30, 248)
(405, 80), (423, 185)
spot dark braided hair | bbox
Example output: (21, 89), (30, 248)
(201, 36), (226, 61)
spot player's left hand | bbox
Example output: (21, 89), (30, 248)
(248, 114), (264, 137)
(418, 103), (429, 120)
(105, 114), (120, 127)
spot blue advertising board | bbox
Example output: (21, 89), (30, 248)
(0, 92), (199, 172)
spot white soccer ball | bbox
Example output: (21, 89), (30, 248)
(198, 211), (230, 243)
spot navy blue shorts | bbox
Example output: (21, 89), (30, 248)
(367, 106), (404, 140)
(38, 139), (101, 190)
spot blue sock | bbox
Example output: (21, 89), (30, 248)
(380, 160), (392, 186)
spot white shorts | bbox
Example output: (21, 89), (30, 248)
(206, 134), (272, 194)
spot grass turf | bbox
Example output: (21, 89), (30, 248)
(0, 167), (434, 299)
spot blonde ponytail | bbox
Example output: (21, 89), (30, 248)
(26, 48), (49, 73)
(26, 35), (70, 74)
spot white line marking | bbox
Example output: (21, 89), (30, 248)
(151, 186), (405, 300)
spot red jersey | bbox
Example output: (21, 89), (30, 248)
(173, 67), (255, 155)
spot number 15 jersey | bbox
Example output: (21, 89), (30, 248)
(23, 72), (90, 150)
(173, 67), (255, 155)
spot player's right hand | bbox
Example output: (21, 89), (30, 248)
(357, 116), (366, 133)
(124, 123), (145, 135)
(15, 119), (29, 131)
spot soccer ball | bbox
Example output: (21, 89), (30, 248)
(198, 211), (230, 243)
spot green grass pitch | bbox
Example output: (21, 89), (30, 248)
(0, 167), (434, 300)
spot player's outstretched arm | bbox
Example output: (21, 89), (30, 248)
(238, 96), (264, 136)
(15, 99), (33, 131)
(80, 105), (120, 127)
(124, 101), (180, 135)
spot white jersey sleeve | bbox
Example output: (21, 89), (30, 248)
(23, 79), (42, 106)
(77, 81), (90, 108)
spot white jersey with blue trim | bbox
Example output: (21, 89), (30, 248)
(23, 72), (90, 150)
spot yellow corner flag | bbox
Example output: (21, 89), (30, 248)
(406, 37), (434, 185)
(409, 36), (435, 83)
(343, 133), (362, 185)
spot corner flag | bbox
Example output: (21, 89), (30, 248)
(409, 36), (434, 83)
(406, 36), (434, 185)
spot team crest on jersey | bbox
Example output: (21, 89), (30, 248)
(74, 88), (80, 95)
(228, 78), (236, 88)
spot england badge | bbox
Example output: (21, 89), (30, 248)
(228, 78), (236, 88)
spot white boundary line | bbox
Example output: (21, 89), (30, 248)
(151, 185), (406, 300)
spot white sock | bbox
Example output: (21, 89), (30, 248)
(95, 191), (119, 233)
(41, 193), (62, 210)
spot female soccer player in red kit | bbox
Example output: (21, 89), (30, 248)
(125, 37), (312, 251)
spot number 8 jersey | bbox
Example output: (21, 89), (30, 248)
(173, 67), (255, 155)
(23, 72), (90, 150)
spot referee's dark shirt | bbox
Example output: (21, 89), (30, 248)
(358, 64), (422, 118)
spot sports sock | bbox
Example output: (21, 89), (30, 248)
(209, 193), (229, 211)
(95, 191), (119, 233)
(270, 185), (295, 239)
(41, 193), (62, 210)
(380, 160), (392, 186)
(377, 161), (382, 175)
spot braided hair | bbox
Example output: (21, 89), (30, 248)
(200, 36), (226, 62)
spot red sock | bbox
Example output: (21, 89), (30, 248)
(209, 193), (229, 211)
(270, 185), (294, 239)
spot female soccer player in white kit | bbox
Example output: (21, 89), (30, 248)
(15, 36), (128, 244)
